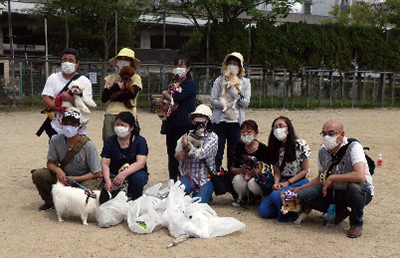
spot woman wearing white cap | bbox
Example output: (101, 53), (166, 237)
(174, 104), (218, 204)
(101, 48), (142, 141)
(210, 52), (251, 172)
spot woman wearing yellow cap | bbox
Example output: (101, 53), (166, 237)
(101, 48), (142, 141)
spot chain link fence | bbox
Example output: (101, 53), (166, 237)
(2, 58), (400, 109)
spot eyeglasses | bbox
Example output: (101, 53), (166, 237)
(320, 131), (341, 137)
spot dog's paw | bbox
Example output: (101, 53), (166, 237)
(82, 221), (89, 226)
(57, 218), (64, 223)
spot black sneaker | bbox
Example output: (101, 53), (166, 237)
(38, 202), (54, 211)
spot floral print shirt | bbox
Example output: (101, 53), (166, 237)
(278, 139), (311, 177)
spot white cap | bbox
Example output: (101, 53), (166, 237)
(189, 104), (212, 121)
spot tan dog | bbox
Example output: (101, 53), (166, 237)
(219, 70), (241, 119)
(280, 189), (310, 224)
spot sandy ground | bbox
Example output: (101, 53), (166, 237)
(0, 108), (399, 257)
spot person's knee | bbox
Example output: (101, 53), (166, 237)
(248, 178), (263, 196)
(31, 168), (50, 184)
(346, 182), (362, 195)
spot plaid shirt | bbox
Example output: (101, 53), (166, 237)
(183, 131), (218, 186)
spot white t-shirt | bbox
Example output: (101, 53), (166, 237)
(42, 72), (93, 134)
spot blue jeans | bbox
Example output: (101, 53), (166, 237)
(297, 182), (372, 227)
(213, 122), (241, 171)
(258, 178), (309, 222)
(180, 176), (214, 204)
(127, 169), (149, 201)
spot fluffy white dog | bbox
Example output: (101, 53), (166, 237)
(219, 70), (241, 120)
(62, 80), (97, 124)
(52, 182), (101, 225)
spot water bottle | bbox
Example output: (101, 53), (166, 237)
(377, 154), (382, 167)
(325, 204), (336, 228)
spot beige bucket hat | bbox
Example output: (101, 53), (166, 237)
(221, 52), (245, 78)
(109, 48), (141, 70)
(189, 104), (212, 121)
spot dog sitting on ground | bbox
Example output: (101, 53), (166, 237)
(219, 70), (241, 119)
(280, 189), (311, 224)
(175, 120), (207, 175)
(52, 181), (101, 225)
(60, 80), (97, 124)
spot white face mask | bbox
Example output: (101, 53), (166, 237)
(172, 67), (187, 78)
(61, 62), (76, 75)
(241, 135), (255, 145)
(323, 135), (339, 150)
(273, 128), (287, 141)
(227, 64), (239, 75)
(116, 60), (130, 71)
(114, 126), (131, 138)
(62, 125), (79, 138)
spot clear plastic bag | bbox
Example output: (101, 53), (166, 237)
(127, 195), (162, 234)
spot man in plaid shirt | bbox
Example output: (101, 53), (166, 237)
(175, 104), (218, 204)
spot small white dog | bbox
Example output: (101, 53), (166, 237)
(219, 70), (241, 119)
(52, 181), (101, 225)
(62, 80), (97, 124)
(175, 121), (206, 175)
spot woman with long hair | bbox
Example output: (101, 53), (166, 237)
(258, 116), (311, 221)
(100, 111), (149, 201)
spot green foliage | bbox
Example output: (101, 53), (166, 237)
(178, 29), (204, 62)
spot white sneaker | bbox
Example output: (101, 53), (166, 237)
(231, 199), (243, 207)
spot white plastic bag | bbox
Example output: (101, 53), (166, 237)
(127, 195), (162, 234)
(97, 191), (129, 228)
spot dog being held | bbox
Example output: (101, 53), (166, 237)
(110, 66), (140, 110)
(175, 117), (207, 175)
(280, 189), (311, 224)
(219, 70), (241, 119)
(52, 181), (102, 225)
(161, 73), (181, 117)
(61, 80), (97, 124)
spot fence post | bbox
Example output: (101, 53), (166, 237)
(318, 68), (322, 108)
(381, 72), (386, 108)
(307, 70), (311, 108)
(351, 69), (357, 108)
(282, 70), (287, 109)
(329, 70), (333, 108)
(259, 68), (263, 108)
(391, 73), (395, 108)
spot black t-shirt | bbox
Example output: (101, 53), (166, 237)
(101, 134), (148, 175)
(232, 141), (269, 168)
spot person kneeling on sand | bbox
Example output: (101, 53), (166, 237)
(294, 119), (374, 238)
(32, 109), (102, 211)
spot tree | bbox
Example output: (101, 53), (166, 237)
(30, 0), (146, 60)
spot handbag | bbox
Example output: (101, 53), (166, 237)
(254, 162), (274, 195)
(203, 160), (233, 196)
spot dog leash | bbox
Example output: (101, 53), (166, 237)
(66, 176), (97, 203)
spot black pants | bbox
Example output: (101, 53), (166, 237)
(166, 126), (190, 181)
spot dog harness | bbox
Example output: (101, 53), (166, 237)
(66, 176), (97, 203)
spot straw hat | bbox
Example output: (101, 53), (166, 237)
(189, 104), (212, 121)
(221, 52), (245, 78)
(109, 48), (141, 70)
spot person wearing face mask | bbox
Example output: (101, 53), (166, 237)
(32, 109), (102, 211)
(210, 52), (251, 173)
(230, 120), (269, 207)
(100, 112), (149, 200)
(40, 48), (93, 138)
(163, 55), (196, 182)
(295, 119), (373, 238)
(101, 48), (142, 141)
(258, 116), (311, 222)
(174, 105), (217, 204)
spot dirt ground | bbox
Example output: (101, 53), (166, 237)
(0, 108), (399, 258)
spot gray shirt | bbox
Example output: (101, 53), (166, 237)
(47, 134), (101, 176)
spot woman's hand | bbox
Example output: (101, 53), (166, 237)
(117, 81), (125, 89)
(272, 183), (281, 190)
(240, 166), (250, 175)
(113, 173), (127, 187)
(104, 179), (113, 192)
(280, 181), (290, 188)
(175, 151), (188, 161)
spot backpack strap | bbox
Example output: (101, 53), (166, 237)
(327, 138), (358, 172)
(60, 136), (90, 168)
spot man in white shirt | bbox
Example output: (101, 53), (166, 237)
(41, 48), (93, 137)
(295, 119), (373, 238)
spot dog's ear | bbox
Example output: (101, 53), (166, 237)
(99, 188), (111, 205)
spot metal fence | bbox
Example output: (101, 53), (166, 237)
(2, 57), (400, 109)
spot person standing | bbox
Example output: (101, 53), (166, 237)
(102, 48), (142, 141)
(39, 48), (93, 138)
(210, 52), (251, 172)
(164, 56), (196, 181)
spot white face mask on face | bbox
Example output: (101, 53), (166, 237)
(116, 60), (130, 71)
(172, 67), (187, 78)
(273, 128), (287, 141)
(62, 125), (79, 138)
(114, 126), (131, 138)
(226, 64), (239, 75)
(61, 62), (76, 75)
(323, 135), (339, 150)
(241, 135), (254, 145)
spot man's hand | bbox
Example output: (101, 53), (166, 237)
(56, 171), (68, 185)
(59, 91), (74, 103)
(322, 176), (333, 197)
(291, 186), (302, 193)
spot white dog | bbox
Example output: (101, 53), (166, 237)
(62, 80), (97, 124)
(175, 121), (206, 175)
(219, 70), (241, 120)
(52, 182), (101, 225)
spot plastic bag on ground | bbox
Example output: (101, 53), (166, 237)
(127, 195), (162, 234)
(97, 191), (129, 228)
